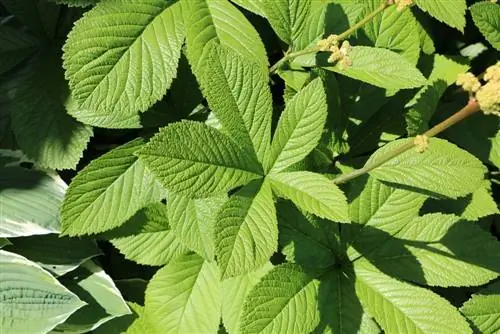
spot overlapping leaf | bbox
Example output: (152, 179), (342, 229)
(414, 0), (466, 32)
(63, 0), (185, 128)
(470, 1), (500, 51)
(460, 282), (500, 334)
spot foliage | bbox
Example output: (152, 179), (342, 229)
(0, 0), (499, 333)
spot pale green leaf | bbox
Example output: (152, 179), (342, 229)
(145, 253), (221, 334)
(367, 138), (487, 198)
(470, 2), (500, 51)
(56, 261), (130, 333)
(355, 260), (472, 334)
(368, 213), (500, 287)
(259, 0), (311, 46)
(414, 0), (466, 32)
(240, 264), (319, 334)
(63, 0), (185, 128)
(108, 203), (189, 266)
(0, 250), (85, 333)
(460, 282), (500, 334)
(0, 23), (38, 75)
(61, 138), (165, 236)
(91, 302), (143, 334)
(269, 171), (349, 222)
(185, 0), (267, 74)
(168, 193), (227, 260)
(137, 121), (262, 197)
(5, 234), (101, 276)
(323, 46), (427, 90)
(0, 167), (66, 237)
(222, 263), (273, 334)
(197, 44), (273, 165)
(215, 180), (277, 278)
(268, 78), (327, 173)
(230, 0), (265, 16)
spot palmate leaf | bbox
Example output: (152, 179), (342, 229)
(61, 138), (165, 236)
(259, 0), (311, 46)
(368, 214), (500, 287)
(0, 167), (66, 237)
(168, 193), (227, 260)
(470, 1), (500, 51)
(0, 250), (85, 333)
(268, 78), (327, 173)
(354, 260), (472, 334)
(215, 180), (277, 278)
(108, 203), (188, 266)
(367, 138), (487, 198)
(63, 0), (185, 128)
(144, 253), (221, 334)
(222, 262), (273, 334)
(198, 44), (273, 165)
(269, 171), (349, 223)
(460, 282), (500, 334)
(240, 264), (320, 334)
(414, 0), (466, 32)
(137, 121), (262, 197)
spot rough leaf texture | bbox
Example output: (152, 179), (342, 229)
(414, 0), (466, 32)
(470, 2), (500, 51)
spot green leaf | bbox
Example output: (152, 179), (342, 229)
(460, 282), (500, 334)
(0, 167), (66, 237)
(137, 121), (262, 197)
(9, 51), (93, 169)
(145, 253), (221, 334)
(56, 261), (130, 333)
(230, 0), (265, 16)
(197, 44), (273, 165)
(470, 2), (500, 51)
(269, 171), (349, 222)
(0, 250), (85, 333)
(240, 264), (319, 334)
(0, 239), (11, 248)
(92, 302), (144, 334)
(354, 260), (472, 334)
(185, 0), (268, 73)
(63, 0), (185, 128)
(259, 0), (311, 46)
(268, 78), (327, 173)
(367, 138), (487, 198)
(369, 213), (500, 287)
(0, 23), (38, 75)
(222, 262), (273, 334)
(108, 203), (189, 266)
(215, 180), (277, 278)
(168, 193), (227, 260)
(61, 138), (164, 236)
(414, 0), (466, 32)
(48, 0), (99, 7)
(323, 46), (427, 90)
(5, 234), (101, 276)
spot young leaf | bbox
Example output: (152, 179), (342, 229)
(185, 0), (268, 73)
(460, 282), (500, 334)
(0, 167), (66, 237)
(240, 264), (320, 334)
(168, 193), (227, 261)
(470, 1), (500, 51)
(268, 78), (327, 173)
(63, 0), (185, 128)
(215, 180), (277, 278)
(259, 0), (311, 46)
(0, 250), (85, 333)
(56, 261), (131, 333)
(222, 262), (273, 334)
(108, 203), (188, 266)
(414, 0), (466, 32)
(367, 138), (487, 198)
(354, 260), (472, 334)
(137, 121), (263, 197)
(323, 46), (427, 90)
(368, 214), (500, 287)
(61, 138), (164, 236)
(145, 254), (221, 334)
(269, 171), (349, 223)
(198, 44), (273, 164)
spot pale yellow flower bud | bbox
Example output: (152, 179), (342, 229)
(484, 62), (500, 83)
(317, 34), (339, 52)
(388, 0), (413, 11)
(413, 135), (429, 153)
(456, 73), (481, 93)
(476, 80), (500, 116)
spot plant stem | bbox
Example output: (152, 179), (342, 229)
(268, 0), (391, 74)
(333, 99), (481, 185)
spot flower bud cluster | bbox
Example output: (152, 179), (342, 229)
(413, 135), (429, 153)
(387, 0), (413, 11)
(317, 35), (352, 69)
